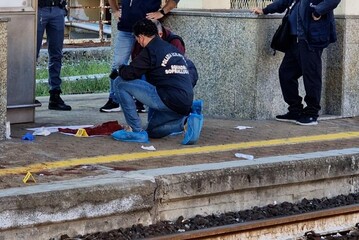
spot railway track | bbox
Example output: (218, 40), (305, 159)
(148, 204), (359, 240)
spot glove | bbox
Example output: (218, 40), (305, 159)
(109, 69), (119, 80)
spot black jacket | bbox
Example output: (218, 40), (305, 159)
(119, 36), (193, 116)
(118, 0), (180, 32)
(263, 0), (341, 49)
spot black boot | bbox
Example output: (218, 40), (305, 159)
(48, 90), (72, 111)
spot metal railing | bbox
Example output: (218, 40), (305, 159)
(65, 0), (111, 44)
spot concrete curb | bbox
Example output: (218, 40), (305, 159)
(1, 148), (359, 239)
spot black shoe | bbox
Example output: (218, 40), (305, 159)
(135, 99), (147, 113)
(296, 115), (318, 126)
(100, 98), (121, 112)
(48, 90), (72, 111)
(275, 112), (300, 123)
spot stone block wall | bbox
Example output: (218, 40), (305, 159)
(164, 10), (357, 119)
(327, 16), (359, 117)
(0, 20), (8, 141)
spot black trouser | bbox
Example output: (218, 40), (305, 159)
(278, 39), (323, 117)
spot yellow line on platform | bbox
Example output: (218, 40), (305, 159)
(1, 131), (359, 176)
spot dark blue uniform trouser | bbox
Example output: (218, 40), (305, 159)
(37, 6), (65, 91)
(279, 40), (323, 117)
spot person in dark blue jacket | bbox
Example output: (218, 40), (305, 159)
(37, 0), (71, 111)
(252, 0), (341, 126)
(111, 19), (203, 145)
(131, 20), (199, 113)
(99, 0), (180, 113)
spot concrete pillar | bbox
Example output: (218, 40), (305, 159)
(0, 19), (8, 140)
(335, 0), (359, 15)
(325, 1), (359, 117)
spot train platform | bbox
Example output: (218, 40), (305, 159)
(1, 93), (359, 239)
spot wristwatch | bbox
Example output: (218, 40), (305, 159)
(159, 9), (166, 16)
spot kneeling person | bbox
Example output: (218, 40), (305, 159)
(112, 19), (203, 144)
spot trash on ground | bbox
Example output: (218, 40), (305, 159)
(5, 121), (11, 139)
(235, 153), (254, 160)
(32, 127), (51, 136)
(141, 145), (156, 151)
(22, 132), (35, 141)
(23, 171), (36, 183)
(235, 126), (253, 130)
(27, 125), (93, 133)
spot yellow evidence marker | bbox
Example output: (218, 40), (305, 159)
(23, 171), (36, 183)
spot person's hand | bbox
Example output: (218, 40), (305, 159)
(146, 11), (164, 20)
(252, 7), (263, 15)
(112, 10), (120, 20)
(312, 12), (321, 21)
(109, 69), (119, 80)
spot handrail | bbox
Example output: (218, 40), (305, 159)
(65, 0), (111, 43)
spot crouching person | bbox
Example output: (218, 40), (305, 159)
(111, 19), (203, 145)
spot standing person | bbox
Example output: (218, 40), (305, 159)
(99, 0), (180, 113)
(37, 0), (71, 111)
(252, 0), (341, 125)
(111, 19), (203, 145)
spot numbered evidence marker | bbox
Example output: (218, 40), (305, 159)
(75, 128), (89, 137)
(23, 171), (36, 184)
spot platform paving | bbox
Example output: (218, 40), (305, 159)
(1, 93), (359, 239)
(1, 93), (358, 187)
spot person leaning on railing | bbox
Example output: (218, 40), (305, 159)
(37, 0), (72, 111)
(99, 0), (180, 113)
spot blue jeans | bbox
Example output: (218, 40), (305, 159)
(37, 6), (66, 91)
(109, 31), (136, 100)
(113, 77), (186, 138)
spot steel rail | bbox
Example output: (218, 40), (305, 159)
(148, 204), (359, 240)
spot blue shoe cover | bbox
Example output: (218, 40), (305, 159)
(181, 113), (204, 145)
(191, 99), (203, 115)
(22, 132), (35, 141)
(112, 130), (149, 143)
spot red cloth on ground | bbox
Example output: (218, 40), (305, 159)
(58, 121), (124, 136)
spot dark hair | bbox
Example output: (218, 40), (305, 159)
(133, 19), (158, 37)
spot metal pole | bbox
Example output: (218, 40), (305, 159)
(99, 0), (104, 42)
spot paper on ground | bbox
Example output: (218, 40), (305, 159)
(32, 127), (51, 136)
(235, 153), (254, 160)
(27, 125), (93, 133)
(235, 126), (253, 130)
(141, 145), (156, 151)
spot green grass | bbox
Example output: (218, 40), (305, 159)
(36, 77), (110, 96)
(36, 59), (110, 96)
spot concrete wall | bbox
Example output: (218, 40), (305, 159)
(163, 10), (359, 119)
(330, 16), (359, 117)
(0, 19), (8, 141)
(1, 149), (359, 239)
